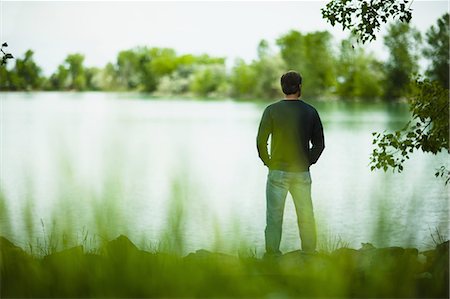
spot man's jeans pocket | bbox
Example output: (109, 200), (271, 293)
(268, 170), (311, 185)
(297, 171), (312, 184)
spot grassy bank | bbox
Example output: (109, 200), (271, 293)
(1, 234), (448, 298)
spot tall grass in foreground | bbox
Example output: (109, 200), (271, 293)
(0, 155), (449, 297)
(1, 186), (449, 297)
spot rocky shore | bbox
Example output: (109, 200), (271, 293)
(1, 235), (448, 298)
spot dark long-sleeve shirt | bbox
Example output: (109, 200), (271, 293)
(256, 99), (325, 172)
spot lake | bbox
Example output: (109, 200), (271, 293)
(1, 92), (448, 254)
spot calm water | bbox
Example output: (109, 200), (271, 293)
(1, 92), (448, 253)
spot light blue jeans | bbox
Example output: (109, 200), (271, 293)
(265, 169), (317, 255)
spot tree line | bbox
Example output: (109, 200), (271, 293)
(0, 13), (448, 101)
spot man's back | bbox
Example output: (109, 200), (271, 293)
(257, 99), (325, 172)
(258, 71), (324, 256)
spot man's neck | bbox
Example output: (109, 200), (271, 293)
(284, 95), (299, 100)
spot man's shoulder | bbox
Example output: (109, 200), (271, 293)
(266, 100), (283, 108)
(262, 100), (282, 114)
(299, 100), (321, 116)
(299, 99), (317, 109)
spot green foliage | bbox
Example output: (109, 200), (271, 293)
(229, 40), (286, 100)
(116, 48), (144, 90)
(85, 67), (102, 91)
(48, 65), (69, 90)
(0, 64), (13, 90)
(189, 64), (227, 97)
(277, 30), (336, 97)
(423, 13), (450, 89)
(65, 53), (87, 90)
(322, 0), (413, 43)
(98, 62), (119, 91)
(112, 47), (227, 93)
(336, 38), (384, 99)
(148, 48), (178, 77)
(3, 50), (43, 91)
(383, 22), (421, 100)
(0, 16), (444, 104)
(0, 42), (14, 66)
(229, 59), (257, 99)
(370, 79), (449, 183)
(322, 0), (449, 184)
(2, 234), (449, 298)
(47, 53), (87, 91)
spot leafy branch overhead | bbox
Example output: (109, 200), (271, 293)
(1, 42), (14, 66)
(370, 79), (449, 183)
(322, 0), (413, 43)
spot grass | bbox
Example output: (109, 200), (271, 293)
(1, 231), (449, 298)
(1, 184), (449, 298)
(0, 157), (448, 297)
(430, 226), (447, 246)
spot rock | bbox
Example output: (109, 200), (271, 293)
(371, 247), (405, 263)
(184, 249), (242, 272)
(103, 235), (139, 256)
(0, 236), (22, 250)
(185, 249), (238, 263)
(360, 242), (376, 250)
(277, 250), (328, 273)
(331, 248), (360, 271)
(278, 250), (308, 270)
(436, 240), (449, 255)
(43, 245), (84, 263)
(405, 248), (419, 256)
(0, 236), (32, 268)
(0, 237), (41, 297)
(430, 241), (449, 283)
(333, 247), (359, 257)
(417, 253), (427, 264)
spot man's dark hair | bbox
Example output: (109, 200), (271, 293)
(281, 71), (302, 95)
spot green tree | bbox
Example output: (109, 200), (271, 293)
(85, 67), (102, 91)
(423, 13), (449, 89)
(371, 79), (449, 182)
(10, 50), (43, 90)
(116, 49), (143, 90)
(277, 30), (336, 97)
(0, 64), (12, 90)
(252, 40), (286, 100)
(48, 65), (69, 90)
(98, 62), (118, 91)
(322, 0), (449, 183)
(229, 59), (257, 99)
(65, 53), (87, 90)
(336, 38), (384, 99)
(383, 22), (421, 100)
(189, 64), (227, 97)
(156, 53), (226, 96)
(140, 48), (181, 92)
(322, 0), (413, 43)
(148, 48), (177, 77)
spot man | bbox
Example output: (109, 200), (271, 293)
(256, 70), (325, 257)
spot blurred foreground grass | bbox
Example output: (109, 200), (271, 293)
(1, 233), (448, 298)
(0, 161), (448, 297)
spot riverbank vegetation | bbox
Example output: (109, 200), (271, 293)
(1, 13), (448, 102)
(1, 234), (448, 298)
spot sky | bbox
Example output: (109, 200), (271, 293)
(1, 1), (448, 76)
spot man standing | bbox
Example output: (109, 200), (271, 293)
(257, 71), (325, 257)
